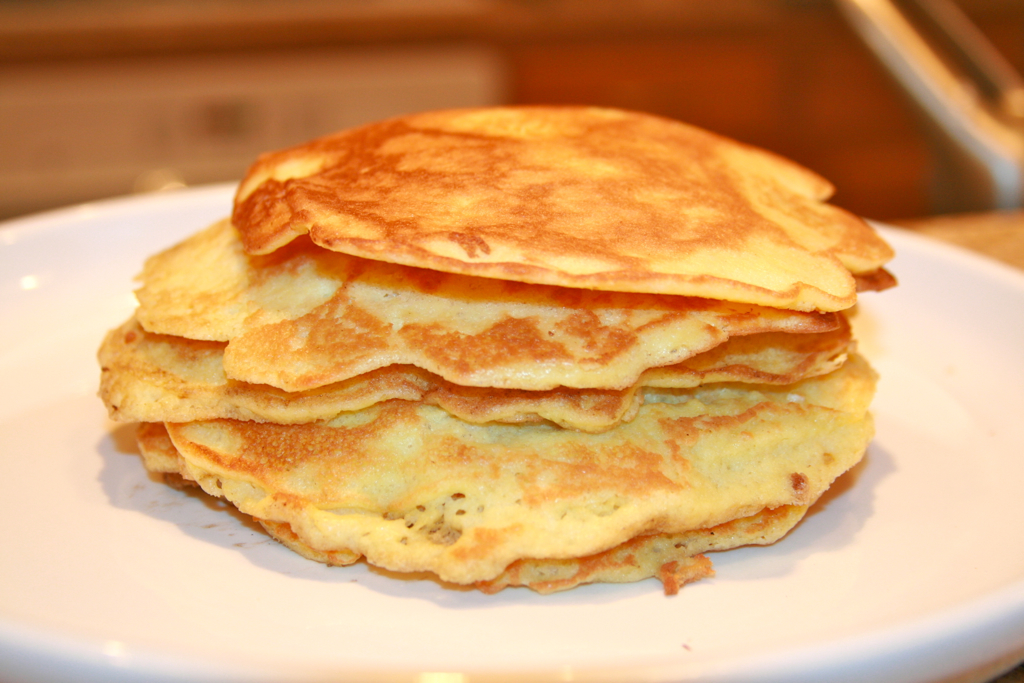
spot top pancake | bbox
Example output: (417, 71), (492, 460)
(233, 106), (893, 312)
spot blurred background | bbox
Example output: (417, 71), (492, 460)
(2, 0), (1022, 223)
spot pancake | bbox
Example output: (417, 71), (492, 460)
(136, 419), (184, 476)
(102, 105), (895, 595)
(139, 421), (807, 594)
(100, 314), (852, 432)
(266, 504), (809, 595)
(135, 219), (840, 393)
(232, 106), (893, 312)
(475, 504), (808, 594)
(151, 353), (876, 587)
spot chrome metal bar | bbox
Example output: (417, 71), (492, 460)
(835, 0), (1024, 212)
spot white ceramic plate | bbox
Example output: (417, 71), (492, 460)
(1, 186), (1023, 683)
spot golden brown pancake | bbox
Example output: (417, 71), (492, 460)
(103, 106), (895, 595)
(151, 354), (876, 587)
(233, 106), (893, 312)
(136, 420), (183, 476)
(101, 315), (852, 432)
(140, 421), (807, 594)
(135, 219), (840, 393)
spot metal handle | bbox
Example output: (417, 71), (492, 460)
(835, 0), (1024, 212)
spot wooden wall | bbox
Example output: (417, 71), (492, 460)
(2, 0), (1022, 221)
(503, 2), (1024, 220)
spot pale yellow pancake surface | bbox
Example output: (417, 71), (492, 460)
(158, 354), (876, 586)
(135, 219), (840, 393)
(101, 315), (852, 432)
(476, 504), (808, 594)
(139, 419), (808, 594)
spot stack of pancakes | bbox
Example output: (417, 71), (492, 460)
(98, 106), (895, 594)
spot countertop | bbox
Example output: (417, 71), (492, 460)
(895, 209), (1024, 273)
